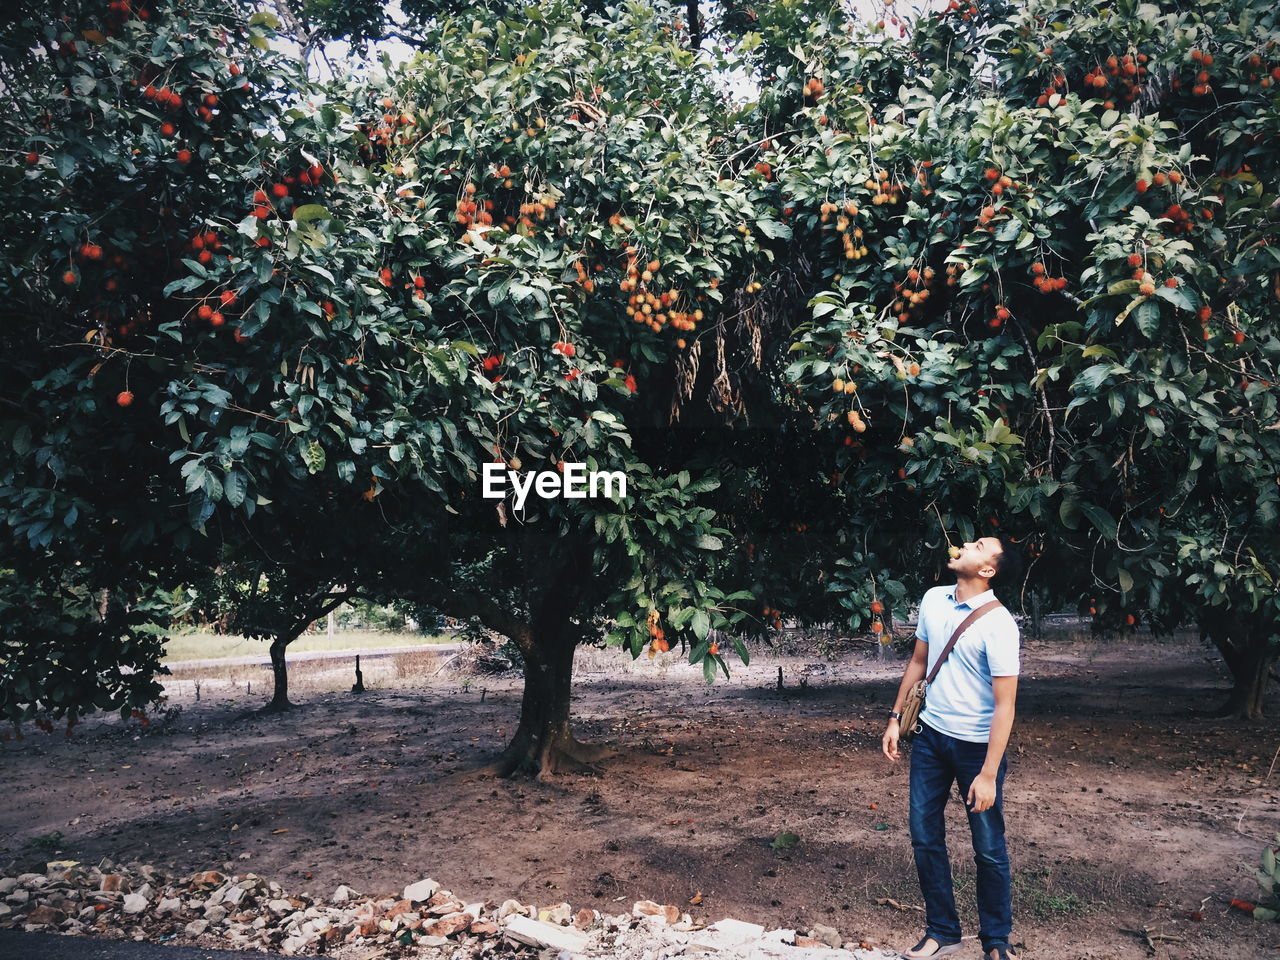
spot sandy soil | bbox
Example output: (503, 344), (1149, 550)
(2, 630), (1279, 960)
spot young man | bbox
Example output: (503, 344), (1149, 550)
(882, 536), (1024, 960)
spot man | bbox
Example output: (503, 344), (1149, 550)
(882, 536), (1024, 960)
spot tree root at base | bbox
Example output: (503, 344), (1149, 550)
(467, 729), (618, 779)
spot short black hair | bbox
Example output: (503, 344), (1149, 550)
(989, 536), (1023, 593)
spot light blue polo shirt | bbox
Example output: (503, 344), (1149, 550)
(915, 585), (1020, 743)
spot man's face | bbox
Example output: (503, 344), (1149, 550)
(947, 536), (1003, 581)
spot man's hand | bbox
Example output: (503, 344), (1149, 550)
(882, 720), (901, 762)
(967, 771), (997, 812)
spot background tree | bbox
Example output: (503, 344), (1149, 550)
(746, 0), (1280, 714)
(6, 0), (1278, 766)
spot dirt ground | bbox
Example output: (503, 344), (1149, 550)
(3, 628), (1280, 960)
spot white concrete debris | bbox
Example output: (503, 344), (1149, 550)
(0, 858), (904, 960)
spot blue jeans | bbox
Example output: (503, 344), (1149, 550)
(909, 721), (1011, 952)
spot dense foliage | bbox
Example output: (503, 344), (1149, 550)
(3, 0), (1278, 766)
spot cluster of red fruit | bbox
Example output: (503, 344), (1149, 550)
(61, 239), (134, 295)
(1161, 202), (1196, 233)
(912, 159), (937, 197)
(244, 164), (323, 247)
(1034, 72), (1067, 107)
(481, 353), (504, 379)
(187, 227), (226, 267)
(819, 199), (858, 223)
(1185, 48), (1214, 97)
(1029, 262), (1068, 293)
(802, 76), (825, 102)
(551, 340), (577, 357)
(571, 259), (596, 293)
(990, 303), (1011, 329)
(1242, 52), (1280, 89)
(646, 608), (668, 653)
(1081, 52), (1150, 107)
(940, 0), (979, 21)
(609, 359), (638, 394)
(103, 0), (154, 35)
(891, 266), (936, 324)
(1131, 266), (1180, 299)
(1192, 304), (1243, 345)
(983, 167), (1020, 198)
(452, 182), (557, 242)
(620, 250), (701, 347)
(820, 200), (868, 260)
(761, 604), (783, 629)
(454, 183), (490, 230)
(1134, 169), (1185, 193)
(191, 288), (238, 331)
(355, 96), (417, 161)
(514, 199), (553, 234)
(141, 83), (184, 112)
(865, 169), (903, 206)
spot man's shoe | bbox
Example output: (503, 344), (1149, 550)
(985, 946), (1019, 960)
(901, 935), (963, 959)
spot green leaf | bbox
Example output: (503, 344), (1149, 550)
(303, 264), (335, 284)
(1117, 568), (1134, 594)
(757, 220), (792, 240)
(305, 442), (326, 474)
(1059, 497), (1081, 531)
(691, 610), (710, 642)
(1153, 284), (1197, 312)
(223, 470), (248, 509)
(1079, 502), (1117, 541)
(292, 204), (330, 223)
(1134, 300), (1161, 339)
(770, 832), (800, 850)
(452, 340), (480, 357)
(1106, 279), (1140, 297)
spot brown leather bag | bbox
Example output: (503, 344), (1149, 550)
(898, 599), (1003, 738)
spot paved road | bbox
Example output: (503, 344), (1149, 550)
(164, 642), (462, 671)
(0, 930), (315, 959)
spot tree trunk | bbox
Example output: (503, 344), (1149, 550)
(1205, 613), (1274, 719)
(471, 538), (613, 779)
(685, 0), (702, 51)
(262, 632), (298, 713)
(474, 622), (615, 779)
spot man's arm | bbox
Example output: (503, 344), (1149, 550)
(967, 674), (1017, 811)
(882, 639), (928, 762)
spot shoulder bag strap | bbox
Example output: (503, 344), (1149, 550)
(924, 598), (1003, 684)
